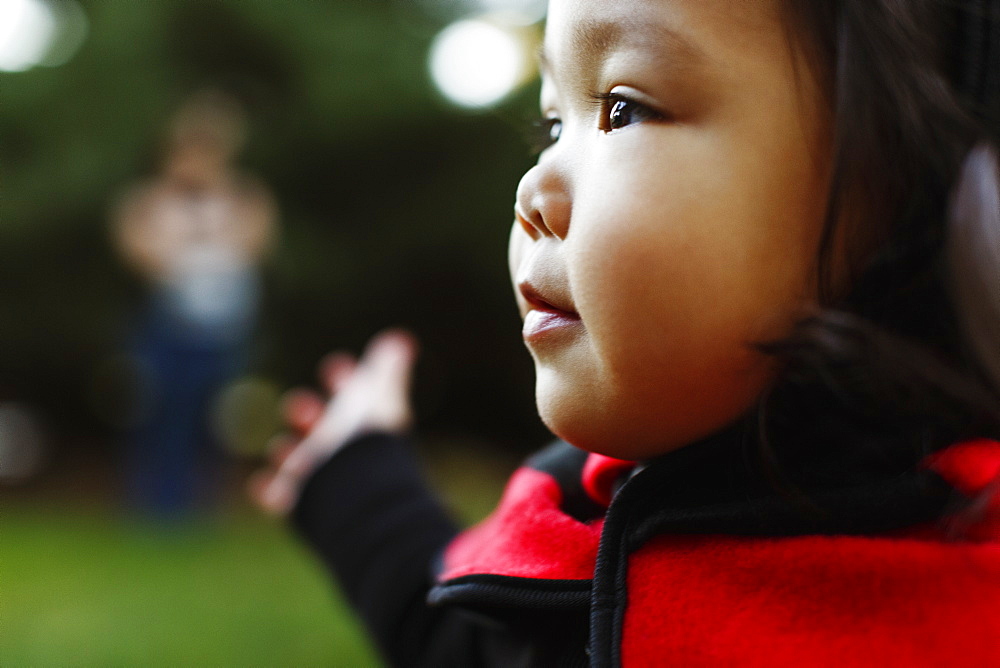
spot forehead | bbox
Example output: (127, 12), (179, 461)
(542, 0), (786, 72)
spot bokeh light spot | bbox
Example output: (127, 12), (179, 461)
(0, 0), (87, 73)
(211, 376), (282, 459)
(0, 0), (58, 72)
(429, 18), (528, 109)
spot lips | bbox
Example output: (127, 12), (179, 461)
(519, 281), (578, 319)
(518, 280), (581, 341)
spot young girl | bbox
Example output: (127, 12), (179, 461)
(254, 0), (1000, 665)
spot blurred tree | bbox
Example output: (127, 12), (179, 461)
(0, 0), (549, 467)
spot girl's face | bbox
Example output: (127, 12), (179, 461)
(509, 0), (833, 459)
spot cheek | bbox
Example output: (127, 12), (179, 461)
(576, 225), (766, 391)
(561, 154), (819, 453)
(570, 162), (752, 360)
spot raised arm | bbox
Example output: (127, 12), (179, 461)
(251, 331), (496, 666)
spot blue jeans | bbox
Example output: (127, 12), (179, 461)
(125, 300), (252, 516)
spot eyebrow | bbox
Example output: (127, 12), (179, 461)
(537, 17), (707, 73)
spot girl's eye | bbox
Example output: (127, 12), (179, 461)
(528, 117), (562, 154)
(593, 93), (662, 131)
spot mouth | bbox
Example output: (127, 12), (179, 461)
(518, 281), (581, 341)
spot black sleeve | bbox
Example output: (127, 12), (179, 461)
(290, 431), (494, 667)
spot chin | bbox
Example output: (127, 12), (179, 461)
(536, 379), (754, 461)
(536, 394), (678, 460)
(547, 412), (744, 461)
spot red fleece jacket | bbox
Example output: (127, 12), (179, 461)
(437, 440), (1000, 667)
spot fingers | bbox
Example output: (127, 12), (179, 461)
(319, 352), (357, 394)
(250, 330), (421, 516)
(362, 329), (418, 430)
(281, 389), (326, 434)
(316, 330), (417, 398)
(279, 351), (359, 435)
(366, 328), (419, 363)
(363, 328), (418, 389)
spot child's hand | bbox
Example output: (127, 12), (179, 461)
(250, 329), (418, 515)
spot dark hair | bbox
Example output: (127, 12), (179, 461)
(754, 1), (1000, 511)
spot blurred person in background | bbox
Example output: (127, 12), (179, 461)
(113, 89), (277, 516)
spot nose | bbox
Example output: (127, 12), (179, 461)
(514, 158), (571, 240)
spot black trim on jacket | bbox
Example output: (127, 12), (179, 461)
(292, 431), (961, 667)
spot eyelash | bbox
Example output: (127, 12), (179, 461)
(588, 92), (664, 131)
(528, 117), (563, 155)
(528, 92), (663, 154)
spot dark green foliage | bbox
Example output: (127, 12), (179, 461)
(1, 0), (550, 454)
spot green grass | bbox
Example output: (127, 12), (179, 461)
(1, 442), (516, 666)
(2, 503), (380, 667)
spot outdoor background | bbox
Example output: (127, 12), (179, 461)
(1, 0), (552, 664)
